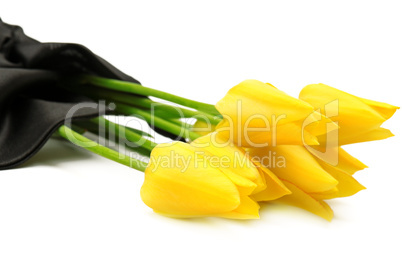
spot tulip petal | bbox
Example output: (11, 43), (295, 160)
(309, 187), (339, 200)
(249, 146), (338, 193)
(307, 146), (367, 175)
(217, 196), (260, 219)
(216, 118), (320, 147)
(300, 83), (387, 141)
(275, 179), (334, 221)
(310, 160), (366, 199)
(358, 97), (399, 120)
(251, 163), (292, 201)
(337, 148), (367, 174)
(275, 121), (320, 146)
(141, 142), (241, 217)
(304, 111), (339, 137)
(215, 80), (316, 147)
(192, 133), (263, 195)
(217, 80), (315, 124)
(339, 127), (395, 145)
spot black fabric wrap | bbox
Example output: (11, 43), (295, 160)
(0, 19), (140, 170)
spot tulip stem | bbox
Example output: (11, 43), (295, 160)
(115, 103), (202, 141)
(73, 75), (221, 116)
(91, 117), (157, 152)
(65, 83), (222, 125)
(58, 125), (148, 172)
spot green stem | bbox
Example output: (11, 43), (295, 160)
(70, 84), (222, 125)
(74, 75), (220, 116)
(58, 125), (147, 172)
(161, 118), (201, 142)
(72, 119), (153, 157)
(92, 117), (157, 152)
(116, 103), (202, 141)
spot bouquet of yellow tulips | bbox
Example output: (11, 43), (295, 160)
(1, 19), (398, 221)
(58, 77), (398, 221)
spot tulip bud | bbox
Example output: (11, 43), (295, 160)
(214, 80), (325, 147)
(299, 83), (399, 145)
(141, 134), (261, 219)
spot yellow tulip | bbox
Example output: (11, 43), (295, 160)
(306, 146), (367, 200)
(214, 80), (333, 147)
(141, 133), (290, 219)
(299, 83), (399, 145)
(248, 145), (366, 221)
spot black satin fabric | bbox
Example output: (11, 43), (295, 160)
(0, 19), (139, 169)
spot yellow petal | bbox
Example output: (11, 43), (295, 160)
(215, 80), (316, 147)
(192, 133), (263, 195)
(275, 179), (334, 221)
(357, 97), (399, 120)
(249, 146), (338, 193)
(300, 83), (387, 140)
(338, 127), (395, 145)
(216, 80), (315, 124)
(274, 120), (320, 146)
(337, 148), (368, 174)
(310, 160), (366, 199)
(309, 187), (339, 200)
(215, 118), (319, 147)
(141, 142), (241, 217)
(251, 163), (292, 201)
(307, 146), (367, 175)
(217, 196), (260, 219)
(303, 111), (339, 137)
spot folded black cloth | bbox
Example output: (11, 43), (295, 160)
(0, 19), (139, 170)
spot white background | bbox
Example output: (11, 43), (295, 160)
(2, 1), (402, 266)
